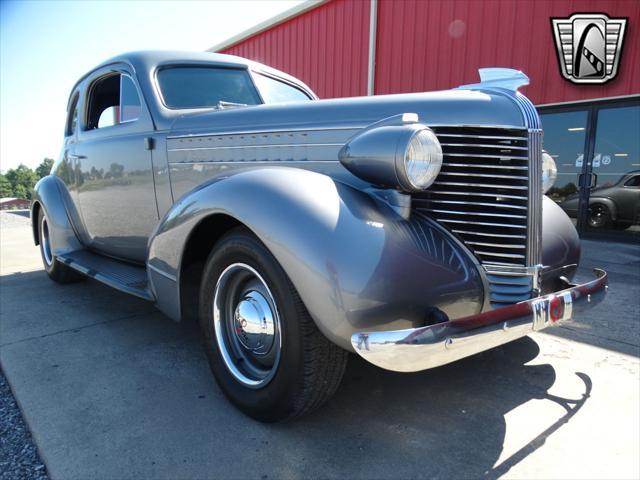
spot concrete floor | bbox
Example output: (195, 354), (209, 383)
(1, 210), (639, 480)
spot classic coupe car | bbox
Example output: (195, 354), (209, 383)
(32, 51), (607, 421)
(560, 171), (640, 229)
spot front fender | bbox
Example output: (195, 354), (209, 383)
(31, 175), (83, 255)
(541, 196), (581, 282)
(148, 167), (485, 350)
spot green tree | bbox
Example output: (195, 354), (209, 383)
(13, 184), (28, 199)
(36, 158), (55, 179)
(5, 164), (38, 199)
(0, 174), (13, 197)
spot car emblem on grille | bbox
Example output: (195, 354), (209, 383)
(551, 13), (627, 84)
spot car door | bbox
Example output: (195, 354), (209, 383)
(615, 174), (640, 223)
(74, 66), (158, 263)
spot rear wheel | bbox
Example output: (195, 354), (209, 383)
(37, 208), (84, 283)
(199, 227), (348, 422)
(588, 204), (611, 229)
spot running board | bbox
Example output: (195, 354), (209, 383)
(57, 250), (154, 301)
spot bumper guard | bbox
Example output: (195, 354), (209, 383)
(351, 269), (608, 372)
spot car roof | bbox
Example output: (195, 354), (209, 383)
(68, 50), (314, 105)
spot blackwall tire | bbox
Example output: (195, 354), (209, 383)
(588, 204), (612, 229)
(199, 227), (348, 422)
(37, 208), (84, 283)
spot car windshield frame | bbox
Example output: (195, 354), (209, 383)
(155, 65), (263, 110)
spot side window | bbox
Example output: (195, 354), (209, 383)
(252, 73), (311, 104)
(66, 94), (79, 136)
(86, 73), (141, 130)
(120, 75), (141, 122)
(624, 175), (640, 188)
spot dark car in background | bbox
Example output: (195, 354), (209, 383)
(561, 171), (640, 229)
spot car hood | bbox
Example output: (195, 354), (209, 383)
(169, 88), (527, 136)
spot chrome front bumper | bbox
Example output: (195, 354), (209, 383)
(351, 269), (608, 373)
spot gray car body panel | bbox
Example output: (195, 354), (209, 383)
(33, 51), (581, 352)
(147, 167), (486, 350)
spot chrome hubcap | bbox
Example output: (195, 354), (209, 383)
(233, 291), (275, 354)
(213, 263), (281, 388)
(41, 214), (53, 267)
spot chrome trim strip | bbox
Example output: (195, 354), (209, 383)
(433, 181), (528, 190)
(147, 263), (177, 282)
(422, 199), (528, 210)
(427, 191), (528, 200)
(167, 124), (529, 140)
(167, 125), (365, 139)
(443, 152), (528, 160)
(466, 241), (526, 249)
(168, 142), (345, 152)
(437, 218), (527, 229)
(483, 264), (541, 276)
(441, 142), (528, 150)
(168, 160), (340, 165)
(451, 229), (526, 239)
(423, 208), (527, 219)
(435, 133), (528, 141)
(444, 163), (529, 170)
(438, 171), (528, 180)
(526, 129), (543, 267)
(474, 250), (525, 259)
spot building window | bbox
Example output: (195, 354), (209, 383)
(539, 100), (640, 239)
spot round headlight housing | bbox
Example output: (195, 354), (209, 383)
(397, 129), (443, 190)
(542, 151), (558, 193)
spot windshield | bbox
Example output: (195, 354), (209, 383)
(157, 67), (261, 109)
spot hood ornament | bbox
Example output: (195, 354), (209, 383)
(459, 68), (530, 92)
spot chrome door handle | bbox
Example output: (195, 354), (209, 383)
(68, 153), (87, 160)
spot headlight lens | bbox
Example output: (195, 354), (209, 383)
(542, 151), (557, 193)
(402, 129), (443, 190)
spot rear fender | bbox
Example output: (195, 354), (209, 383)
(148, 167), (484, 350)
(31, 175), (83, 255)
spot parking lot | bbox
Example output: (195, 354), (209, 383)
(1, 209), (639, 479)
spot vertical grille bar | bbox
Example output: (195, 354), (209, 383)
(526, 129), (543, 269)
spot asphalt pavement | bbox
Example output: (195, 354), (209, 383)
(0, 210), (638, 480)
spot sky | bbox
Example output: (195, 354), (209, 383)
(0, 0), (304, 171)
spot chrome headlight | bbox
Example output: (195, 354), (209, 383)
(338, 114), (443, 192)
(542, 151), (557, 193)
(400, 129), (443, 190)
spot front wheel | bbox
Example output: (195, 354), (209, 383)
(199, 227), (348, 422)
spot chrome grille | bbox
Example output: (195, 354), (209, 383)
(412, 125), (543, 308)
(413, 126), (530, 267)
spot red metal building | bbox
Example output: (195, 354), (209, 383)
(212, 0), (639, 104)
(212, 0), (640, 238)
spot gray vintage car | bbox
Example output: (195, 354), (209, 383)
(32, 51), (607, 421)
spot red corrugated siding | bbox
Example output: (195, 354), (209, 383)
(374, 0), (640, 104)
(220, 0), (370, 98)
(221, 0), (639, 104)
